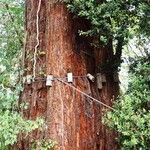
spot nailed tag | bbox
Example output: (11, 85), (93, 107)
(97, 73), (102, 89)
(87, 73), (95, 82)
(26, 75), (32, 84)
(67, 72), (73, 83)
(46, 75), (54, 86)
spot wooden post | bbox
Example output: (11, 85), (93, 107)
(97, 73), (102, 89)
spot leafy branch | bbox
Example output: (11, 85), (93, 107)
(4, 3), (23, 46)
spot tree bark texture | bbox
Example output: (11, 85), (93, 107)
(15, 1), (119, 150)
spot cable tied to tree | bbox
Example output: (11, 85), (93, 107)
(33, 0), (42, 81)
(24, 75), (115, 111)
(56, 78), (115, 111)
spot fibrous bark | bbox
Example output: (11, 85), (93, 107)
(14, 1), (119, 150)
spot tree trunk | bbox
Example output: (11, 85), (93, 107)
(15, 1), (119, 150)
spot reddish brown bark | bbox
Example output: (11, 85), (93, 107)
(15, 1), (119, 150)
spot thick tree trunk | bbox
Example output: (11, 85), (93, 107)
(94, 43), (119, 150)
(15, 1), (119, 150)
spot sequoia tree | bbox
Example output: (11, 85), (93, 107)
(14, 0), (120, 149)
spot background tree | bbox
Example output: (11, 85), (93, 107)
(104, 53), (150, 149)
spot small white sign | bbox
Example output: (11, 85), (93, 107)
(46, 75), (54, 86)
(87, 73), (95, 82)
(26, 75), (32, 84)
(67, 72), (73, 83)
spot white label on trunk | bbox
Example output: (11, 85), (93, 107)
(26, 75), (32, 84)
(67, 72), (73, 83)
(46, 75), (53, 86)
(87, 73), (95, 82)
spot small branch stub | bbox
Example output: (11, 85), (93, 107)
(46, 75), (54, 86)
(67, 72), (73, 83)
(87, 73), (95, 82)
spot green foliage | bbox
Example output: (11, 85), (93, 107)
(0, 84), (44, 150)
(0, 111), (44, 148)
(32, 139), (57, 150)
(103, 58), (150, 149)
(0, 0), (24, 86)
(66, 0), (150, 45)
